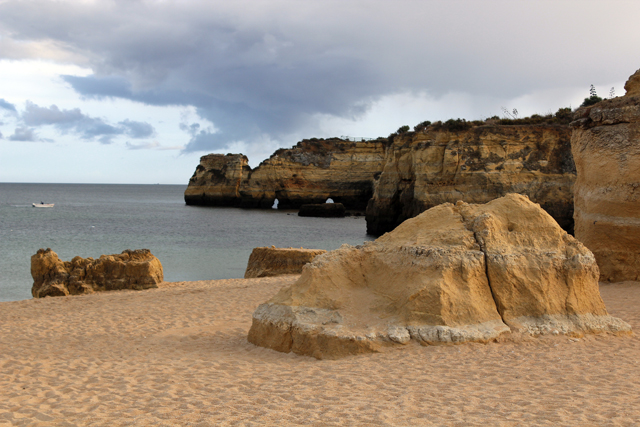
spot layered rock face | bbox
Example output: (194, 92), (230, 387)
(248, 194), (630, 359)
(366, 125), (576, 235)
(184, 154), (251, 206)
(571, 69), (640, 281)
(244, 247), (327, 279)
(31, 249), (163, 298)
(185, 138), (387, 210)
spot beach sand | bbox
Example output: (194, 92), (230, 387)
(1, 277), (639, 426)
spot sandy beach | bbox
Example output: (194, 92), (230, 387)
(1, 277), (639, 426)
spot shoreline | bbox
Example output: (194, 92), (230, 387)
(1, 277), (639, 426)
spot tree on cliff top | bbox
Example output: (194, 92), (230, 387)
(581, 85), (603, 107)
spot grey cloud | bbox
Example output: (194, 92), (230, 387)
(9, 126), (38, 141)
(119, 119), (155, 139)
(0, 98), (17, 112)
(23, 101), (84, 125)
(0, 131), (3, 139)
(20, 101), (155, 144)
(1, 1), (639, 152)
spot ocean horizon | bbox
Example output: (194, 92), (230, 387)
(0, 182), (374, 302)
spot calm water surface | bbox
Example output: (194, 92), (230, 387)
(0, 183), (374, 302)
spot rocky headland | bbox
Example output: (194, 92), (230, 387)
(185, 138), (387, 210)
(185, 120), (575, 236)
(571, 68), (640, 281)
(248, 194), (630, 359)
(31, 248), (164, 298)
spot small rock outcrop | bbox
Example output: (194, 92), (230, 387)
(571, 68), (640, 281)
(31, 249), (164, 298)
(248, 194), (630, 359)
(244, 247), (327, 279)
(298, 203), (346, 218)
(366, 124), (575, 235)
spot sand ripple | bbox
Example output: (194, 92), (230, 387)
(1, 278), (639, 426)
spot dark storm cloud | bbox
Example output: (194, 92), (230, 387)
(0, 98), (17, 112)
(20, 101), (155, 144)
(8, 126), (38, 142)
(1, 0), (639, 152)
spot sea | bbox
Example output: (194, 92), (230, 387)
(0, 183), (375, 302)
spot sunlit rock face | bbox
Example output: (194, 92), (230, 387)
(244, 247), (326, 279)
(365, 124), (575, 236)
(248, 194), (630, 359)
(571, 68), (640, 281)
(184, 138), (387, 210)
(31, 248), (163, 298)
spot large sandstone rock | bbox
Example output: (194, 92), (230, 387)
(571, 68), (640, 281)
(244, 247), (326, 279)
(31, 248), (163, 298)
(366, 124), (575, 235)
(185, 138), (387, 210)
(248, 194), (630, 359)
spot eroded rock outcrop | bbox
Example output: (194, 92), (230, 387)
(185, 138), (387, 210)
(571, 68), (640, 281)
(31, 248), (163, 298)
(366, 124), (575, 235)
(244, 247), (326, 279)
(248, 194), (630, 359)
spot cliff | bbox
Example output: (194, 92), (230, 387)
(365, 123), (575, 235)
(571, 68), (640, 281)
(185, 138), (387, 210)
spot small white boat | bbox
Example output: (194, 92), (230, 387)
(32, 203), (54, 208)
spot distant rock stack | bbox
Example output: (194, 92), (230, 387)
(31, 248), (164, 297)
(571, 68), (640, 281)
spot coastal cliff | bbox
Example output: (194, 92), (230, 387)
(571, 68), (640, 281)
(185, 122), (575, 236)
(365, 122), (575, 235)
(185, 138), (386, 210)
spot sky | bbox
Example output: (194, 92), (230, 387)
(0, 0), (638, 184)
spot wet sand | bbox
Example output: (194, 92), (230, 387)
(1, 277), (639, 426)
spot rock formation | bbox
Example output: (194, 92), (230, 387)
(571, 68), (640, 281)
(244, 247), (327, 279)
(183, 154), (251, 206)
(31, 248), (164, 298)
(185, 126), (576, 235)
(298, 203), (346, 218)
(185, 138), (387, 210)
(366, 124), (575, 236)
(248, 194), (630, 359)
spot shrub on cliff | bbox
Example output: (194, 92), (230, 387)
(581, 85), (603, 107)
(413, 121), (432, 132)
